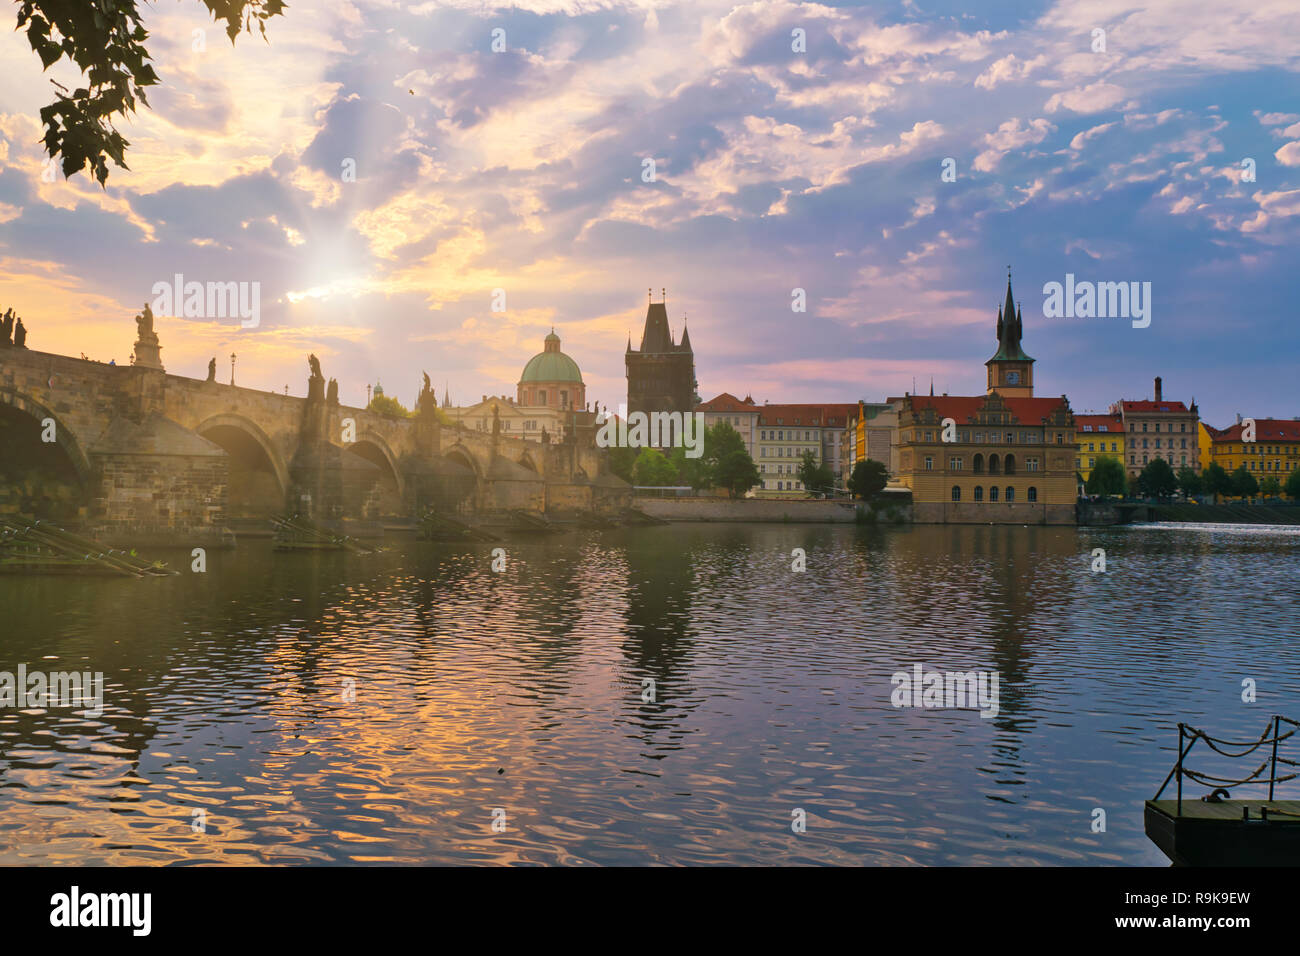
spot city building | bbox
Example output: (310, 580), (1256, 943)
(1074, 414), (1125, 488)
(444, 395), (572, 442)
(697, 392), (760, 459)
(443, 330), (591, 442)
(754, 403), (857, 496)
(1109, 378), (1200, 477)
(894, 275), (1077, 524)
(1205, 418), (1300, 486)
(518, 330), (585, 412)
(626, 294), (698, 419)
(842, 400), (901, 488)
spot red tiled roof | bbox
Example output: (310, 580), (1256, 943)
(757, 403), (859, 428)
(697, 392), (755, 412)
(1075, 414), (1122, 433)
(1211, 419), (1300, 442)
(904, 394), (1069, 424)
(1119, 400), (1190, 413)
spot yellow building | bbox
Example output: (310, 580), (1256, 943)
(1074, 414), (1125, 487)
(842, 400), (901, 488)
(1205, 419), (1300, 490)
(895, 275), (1077, 524)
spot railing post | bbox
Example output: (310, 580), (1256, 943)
(1270, 715), (1280, 802)
(1176, 723), (1184, 816)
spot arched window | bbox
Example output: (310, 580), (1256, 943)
(1005, 486), (1015, 502)
(988, 454), (1001, 475)
(973, 453), (984, 474)
(989, 486), (999, 502)
(951, 485), (961, 502)
(974, 486), (983, 502)
(1004, 454), (1016, 475)
(1027, 486), (1037, 502)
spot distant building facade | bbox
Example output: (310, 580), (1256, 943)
(1204, 418), (1300, 486)
(895, 275), (1077, 524)
(697, 392), (760, 459)
(1074, 414), (1125, 487)
(754, 403), (856, 496)
(843, 400), (901, 487)
(1109, 377), (1200, 477)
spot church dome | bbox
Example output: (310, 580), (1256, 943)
(520, 331), (583, 384)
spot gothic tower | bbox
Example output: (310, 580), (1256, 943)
(626, 293), (698, 415)
(985, 273), (1034, 398)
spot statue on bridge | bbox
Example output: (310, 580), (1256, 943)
(135, 302), (154, 339)
(207, 357), (217, 382)
(1, 309), (12, 346)
(327, 377), (339, 405)
(131, 301), (163, 370)
(14, 317), (26, 348)
(306, 353), (325, 404)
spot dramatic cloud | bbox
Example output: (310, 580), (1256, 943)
(0, 0), (1296, 423)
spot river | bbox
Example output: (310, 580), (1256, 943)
(0, 522), (1296, 865)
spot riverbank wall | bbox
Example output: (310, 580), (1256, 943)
(636, 496), (913, 524)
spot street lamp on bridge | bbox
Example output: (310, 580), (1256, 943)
(230, 352), (236, 386)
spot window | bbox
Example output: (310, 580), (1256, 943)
(1026, 457), (1039, 472)
(1075, 457), (1081, 468)
(989, 486), (999, 502)
(974, 486), (983, 502)
(539, 390), (547, 404)
(1004, 455), (1016, 475)
(950, 457), (963, 471)
(973, 453), (984, 473)
(1155, 423), (1161, 432)
(1027, 486), (1037, 502)
(1130, 455), (1136, 464)
(1088, 443), (1095, 451)
(924, 456), (934, 470)
(1089, 457), (1095, 467)
(1005, 486), (1014, 502)
(952, 486), (961, 501)
(988, 454), (1000, 475)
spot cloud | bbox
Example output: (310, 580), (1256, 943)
(973, 117), (1055, 172)
(1044, 82), (1126, 115)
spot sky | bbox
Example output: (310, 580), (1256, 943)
(0, 0), (1297, 427)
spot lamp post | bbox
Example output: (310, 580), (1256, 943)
(230, 352), (236, 386)
(366, 383), (372, 407)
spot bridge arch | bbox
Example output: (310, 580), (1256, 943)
(195, 413), (289, 515)
(348, 429), (405, 501)
(0, 389), (93, 484)
(443, 443), (482, 477)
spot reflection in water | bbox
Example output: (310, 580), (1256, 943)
(0, 523), (1296, 865)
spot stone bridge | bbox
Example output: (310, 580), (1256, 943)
(0, 347), (629, 541)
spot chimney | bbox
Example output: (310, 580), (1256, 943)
(1154, 376), (1162, 401)
(1236, 412), (1242, 425)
